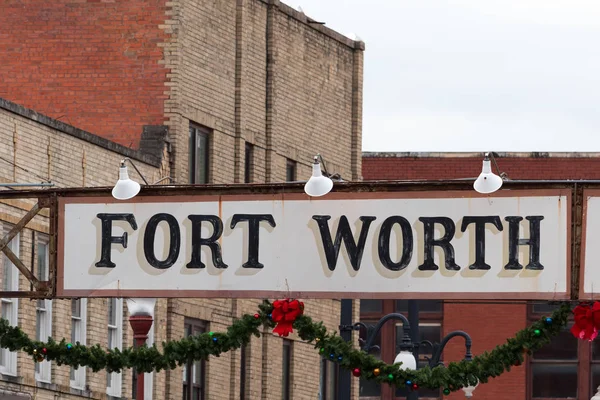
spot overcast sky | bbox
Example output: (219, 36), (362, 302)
(284, 0), (600, 152)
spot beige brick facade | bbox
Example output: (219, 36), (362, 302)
(0, 0), (364, 398)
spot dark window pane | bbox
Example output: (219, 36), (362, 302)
(532, 326), (577, 360)
(282, 340), (292, 400)
(195, 132), (209, 184)
(590, 364), (600, 396)
(532, 363), (577, 398)
(286, 159), (296, 182)
(359, 376), (381, 397)
(396, 300), (442, 313)
(244, 143), (253, 184)
(532, 303), (561, 314)
(360, 300), (382, 314)
(592, 340), (600, 361)
(189, 125), (210, 184)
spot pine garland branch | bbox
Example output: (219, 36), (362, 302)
(0, 300), (571, 394)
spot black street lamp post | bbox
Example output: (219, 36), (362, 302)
(339, 310), (474, 400)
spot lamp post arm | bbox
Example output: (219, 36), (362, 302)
(122, 158), (150, 185)
(362, 313), (412, 353)
(428, 330), (473, 367)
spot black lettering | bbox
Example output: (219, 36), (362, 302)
(95, 213), (137, 268)
(312, 215), (376, 271)
(230, 214), (276, 269)
(460, 216), (503, 270)
(187, 215), (227, 269)
(504, 216), (544, 270)
(143, 213), (180, 269)
(418, 217), (460, 271)
(377, 216), (413, 271)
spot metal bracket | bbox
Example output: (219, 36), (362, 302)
(0, 202), (43, 291)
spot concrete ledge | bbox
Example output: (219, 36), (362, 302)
(363, 151), (600, 159)
(262, 0), (365, 50)
(0, 97), (165, 168)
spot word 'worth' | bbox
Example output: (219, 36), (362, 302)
(95, 213), (544, 272)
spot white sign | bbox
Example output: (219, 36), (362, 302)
(580, 190), (600, 299)
(57, 190), (571, 299)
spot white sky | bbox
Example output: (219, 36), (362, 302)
(283, 0), (600, 152)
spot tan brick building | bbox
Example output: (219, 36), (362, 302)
(0, 1), (364, 399)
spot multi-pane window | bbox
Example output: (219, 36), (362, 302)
(70, 298), (87, 389)
(359, 299), (443, 399)
(529, 303), (580, 399)
(106, 298), (123, 397)
(189, 124), (210, 184)
(286, 159), (297, 182)
(35, 236), (52, 383)
(282, 339), (292, 400)
(183, 319), (206, 400)
(0, 226), (19, 376)
(321, 359), (338, 400)
(244, 143), (254, 184)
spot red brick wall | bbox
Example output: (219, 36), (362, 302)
(0, 0), (170, 148)
(443, 303), (527, 400)
(363, 156), (600, 180)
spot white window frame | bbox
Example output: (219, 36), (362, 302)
(0, 227), (19, 376)
(144, 322), (154, 400)
(35, 236), (52, 383)
(70, 298), (87, 389)
(106, 298), (123, 397)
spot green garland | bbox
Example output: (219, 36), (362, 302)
(0, 301), (570, 394)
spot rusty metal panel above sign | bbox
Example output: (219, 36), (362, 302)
(56, 188), (571, 300)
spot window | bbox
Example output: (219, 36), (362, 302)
(106, 298), (123, 397)
(189, 124), (210, 184)
(240, 344), (248, 399)
(70, 298), (87, 389)
(528, 304), (581, 399)
(183, 319), (206, 400)
(321, 359), (338, 400)
(244, 143), (254, 184)
(359, 299), (443, 399)
(132, 320), (154, 399)
(282, 339), (292, 400)
(35, 236), (52, 383)
(286, 159), (297, 182)
(0, 226), (19, 376)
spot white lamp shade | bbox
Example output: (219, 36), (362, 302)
(112, 165), (141, 200)
(462, 381), (479, 398)
(473, 159), (503, 194)
(393, 350), (417, 370)
(126, 298), (157, 317)
(304, 161), (333, 197)
(592, 386), (600, 400)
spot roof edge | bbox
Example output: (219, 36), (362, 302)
(363, 151), (600, 159)
(0, 97), (164, 168)
(272, 0), (365, 50)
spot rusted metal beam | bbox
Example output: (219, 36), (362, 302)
(0, 202), (41, 254)
(2, 245), (39, 289)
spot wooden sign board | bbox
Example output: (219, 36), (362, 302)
(56, 189), (571, 299)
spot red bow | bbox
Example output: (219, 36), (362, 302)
(272, 299), (304, 337)
(571, 302), (600, 341)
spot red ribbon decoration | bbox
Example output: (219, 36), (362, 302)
(271, 299), (304, 337)
(571, 302), (600, 341)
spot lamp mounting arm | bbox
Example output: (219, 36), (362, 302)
(121, 158), (149, 185)
(316, 154), (342, 181)
(427, 330), (473, 367)
(362, 313), (412, 354)
(486, 152), (508, 180)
